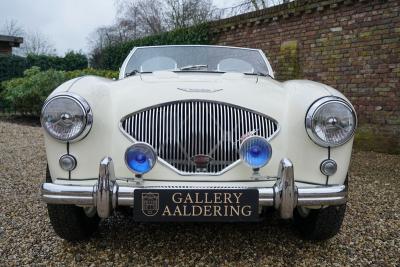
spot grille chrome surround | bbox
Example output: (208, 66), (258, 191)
(120, 100), (279, 175)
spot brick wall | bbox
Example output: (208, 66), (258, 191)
(210, 0), (400, 153)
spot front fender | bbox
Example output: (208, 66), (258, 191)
(278, 80), (353, 185)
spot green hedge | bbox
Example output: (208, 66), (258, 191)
(0, 51), (88, 82)
(0, 67), (118, 115)
(26, 52), (88, 72)
(91, 23), (210, 70)
(0, 55), (29, 82)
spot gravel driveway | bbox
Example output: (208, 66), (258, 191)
(0, 120), (399, 266)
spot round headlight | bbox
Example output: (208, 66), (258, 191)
(125, 143), (157, 175)
(239, 136), (272, 169)
(41, 93), (92, 142)
(306, 97), (356, 147)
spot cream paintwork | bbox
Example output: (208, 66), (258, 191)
(44, 51), (354, 188)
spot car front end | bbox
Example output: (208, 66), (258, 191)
(40, 45), (356, 240)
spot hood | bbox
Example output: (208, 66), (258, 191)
(66, 72), (283, 121)
(60, 72), (333, 127)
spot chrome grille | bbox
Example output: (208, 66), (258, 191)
(121, 100), (279, 174)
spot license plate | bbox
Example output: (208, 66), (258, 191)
(133, 189), (259, 222)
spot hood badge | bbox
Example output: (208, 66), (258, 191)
(191, 154), (213, 172)
(178, 87), (223, 93)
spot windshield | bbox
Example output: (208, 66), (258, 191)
(124, 46), (270, 76)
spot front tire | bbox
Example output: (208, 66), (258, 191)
(293, 204), (346, 240)
(45, 166), (100, 241)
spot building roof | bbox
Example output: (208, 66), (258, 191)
(0, 35), (23, 47)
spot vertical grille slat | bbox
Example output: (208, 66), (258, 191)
(223, 105), (228, 168)
(122, 101), (279, 174)
(212, 103), (216, 173)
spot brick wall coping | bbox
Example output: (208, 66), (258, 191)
(210, 0), (378, 32)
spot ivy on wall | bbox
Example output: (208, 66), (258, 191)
(276, 40), (301, 81)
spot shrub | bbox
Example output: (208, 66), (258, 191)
(2, 67), (66, 114)
(1, 67), (118, 115)
(65, 68), (119, 80)
(90, 23), (210, 70)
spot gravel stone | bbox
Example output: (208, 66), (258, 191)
(0, 120), (399, 266)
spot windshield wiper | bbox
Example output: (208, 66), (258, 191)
(179, 64), (208, 71)
(245, 71), (273, 79)
(125, 69), (140, 77)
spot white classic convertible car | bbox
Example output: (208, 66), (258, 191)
(41, 45), (356, 241)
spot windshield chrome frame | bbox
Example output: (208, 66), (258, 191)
(118, 45), (274, 79)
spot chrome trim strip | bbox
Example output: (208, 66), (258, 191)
(56, 177), (326, 185)
(119, 100), (280, 176)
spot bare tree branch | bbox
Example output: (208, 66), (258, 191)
(21, 31), (56, 56)
(88, 0), (291, 57)
(219, 0), (292, 16)
(1, 19), (57, 56)
(251, 0), (260, 10)
(88, 0), (220, 55)
(0, 19), (25, 36)
(115, 0), (165, 36)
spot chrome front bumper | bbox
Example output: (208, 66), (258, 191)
(41, 157), (347, 219)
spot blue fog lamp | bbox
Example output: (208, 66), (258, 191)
(239, 136), (272, 169)
(125, 143), (157, 175)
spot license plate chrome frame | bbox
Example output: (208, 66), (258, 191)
(133, 189), (259, 222)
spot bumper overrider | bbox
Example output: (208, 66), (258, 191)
(41, 157), (347, 219)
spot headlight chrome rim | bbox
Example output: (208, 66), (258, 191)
(239, 135), (272, 169)
(41, 93), (93, 143)
(306, 96), (357, 147)
(124, 142), (158, 175)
